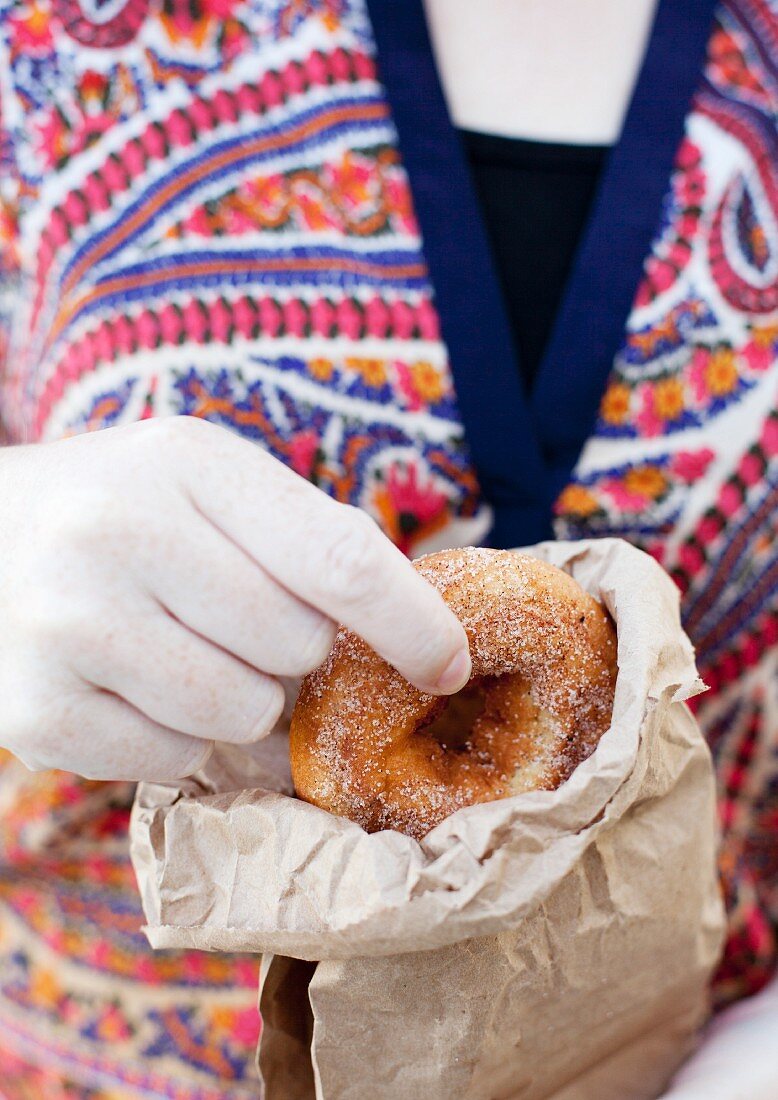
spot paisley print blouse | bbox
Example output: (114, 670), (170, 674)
(0, 0), (774, 1095)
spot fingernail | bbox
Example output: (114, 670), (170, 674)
(434, 647), (471, 694)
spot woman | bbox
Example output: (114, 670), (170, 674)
(0, 0), (775, 1095)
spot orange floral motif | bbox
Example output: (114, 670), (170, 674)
(705, 347), (739, 396)
(623, 465), (668, 499)
(328, 151), (379, 213)
(209, 1006), (237, 1032)
(653, 376), (685, 420)
(29, 968), (61, 1008)
(239, 175), (290, 228)
(751, 323), (778, 348)
(553, 484), (600, 517)
(345, 356), (386, 387)
(308, 357), (334, 381)
(409, 361), (444, 403)
(0, 198), (17, 244)
(208, 1004), (261, 1045)
(631, 315), (681, 357)
(600, 382), (631, 424)
(171, 148), (413, 240)
(96, 1003), (133, 1042)
(8, 0), (52, 53)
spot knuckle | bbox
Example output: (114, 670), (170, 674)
(147, 414), (212, 452)
(126, 415), (212, 469)
(44, 491), (105, 547)
(43, 485), (132, 557)
(319, 507), (381, 608)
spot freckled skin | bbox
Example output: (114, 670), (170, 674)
(290, 548), (618, 840)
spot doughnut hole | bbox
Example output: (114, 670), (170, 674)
(417, 673), (568, 795)
(290, 548), (617, 840)
(419, 680), (487, 751)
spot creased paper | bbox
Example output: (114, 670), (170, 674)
(130, 538), (725, 1099)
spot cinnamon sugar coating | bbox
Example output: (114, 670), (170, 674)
(290, 548), (618, 840)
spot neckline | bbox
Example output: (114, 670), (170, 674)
(458, 129), (610, 171)
(364, 0), (717, 547)
(529, 0), (718, 473)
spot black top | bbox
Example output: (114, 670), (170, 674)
(365, 0), (714, 545)
(459, 129), (608, 394)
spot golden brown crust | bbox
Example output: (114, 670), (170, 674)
(290, 548), (617, 840)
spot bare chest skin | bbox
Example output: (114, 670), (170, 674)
(422, 0), (659, 144)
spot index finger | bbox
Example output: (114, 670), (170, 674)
(182, 425), (472, 694)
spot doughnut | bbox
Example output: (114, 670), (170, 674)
(290, 547), (617, 840)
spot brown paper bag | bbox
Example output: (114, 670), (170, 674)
(130, 539), (726, 1099)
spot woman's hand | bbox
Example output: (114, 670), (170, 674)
(0, 417), (471, 781)
(658, 976), (778, 1099)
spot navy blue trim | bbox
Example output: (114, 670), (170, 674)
(364, 0), (552, 547)
(364, 0), (716, 547)
(531, 0), (717, 473)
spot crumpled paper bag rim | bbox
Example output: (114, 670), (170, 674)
(130, 537), (706, 959)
